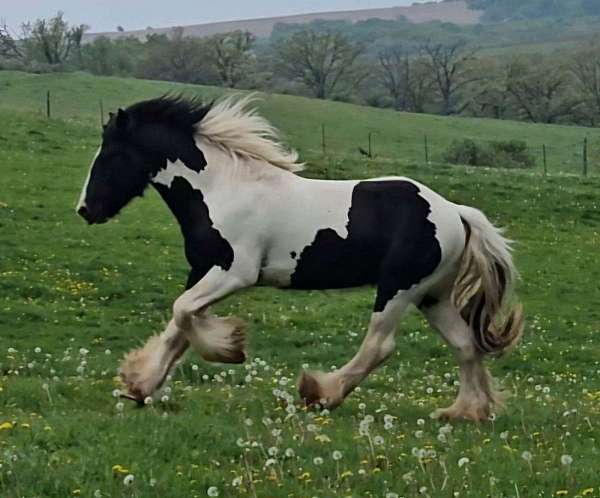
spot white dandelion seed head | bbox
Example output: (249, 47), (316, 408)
(560, 454), (573, 466)
(143, 396), (153, 405)
(285, 448), (295, 458)
(332, 450), (343, 461)
(207, 486), (219, 497)
(500, 431), (509, 440)
(313, 456), (324, 465)
(268, 446), (278, 456)
(458, 457), (470, 468)
(521, 451), (532, 462)
(93, 490), (102, 498)
(123, 474), (134, 486)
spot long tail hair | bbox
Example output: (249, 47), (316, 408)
(453, 205), (524, 356)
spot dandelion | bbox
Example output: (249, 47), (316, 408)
(34, 347), (42, 354)
(268, 446), (278, 456)
(144, 396), (153, 405)
(386, 494), (399, 498)
(285, 448), (295, 458)
(374, 435), (385, 446)
(414, 430), (424, 438)
(112, 389), (121, 398)
(115, 402), (124, 412)
(160, 395), (169, 403)
(458, 457), (470, 468)
(521, 451), (532, 462)
(582, 489), (594, 496)
(417, 418), (425, 426)
(149, 478), (157, 487)
(123, 474), (134, 486)
(93, 491), (102, 498)
(232, 477), (242, 487)
(207, 486), (219, 497)
(244, 418), (253, 427)
(313, 457), (324, 465)
(500, 431), (509, 440)
(332, 450), (343, 461)
(560, 454), (573, 466)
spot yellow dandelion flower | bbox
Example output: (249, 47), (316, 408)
(298, 472), (311, 480)
(112, 464), (129, 475)
(0, 422), (14, 430)
(582, 489), (594, 496)
(555, 491), (568, 496)
(314, 434), (331, 443)
(340, 470), (354, 478)
(20, 423), (31, 429)
(72, 490), (81, 496)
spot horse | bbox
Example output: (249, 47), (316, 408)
(76, 95), (523, 422)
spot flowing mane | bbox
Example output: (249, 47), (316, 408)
(198, 94), (302, 172)
(125, 94), (302, 172)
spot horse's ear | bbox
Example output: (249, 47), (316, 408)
(116, 108), (130, 131)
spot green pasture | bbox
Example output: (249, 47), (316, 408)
(0, 72), (599, 498)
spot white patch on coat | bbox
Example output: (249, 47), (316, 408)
(76, 147), (100, 212)
(151, 139), (355, 287)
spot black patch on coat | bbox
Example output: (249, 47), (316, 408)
(153, 177), (233, 286)
(289, 180), (442, 312)
(290, 251), (297, 259)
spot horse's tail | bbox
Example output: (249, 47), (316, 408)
(453, 205), (524, 356)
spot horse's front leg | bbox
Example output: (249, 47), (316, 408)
(120, 260), (258, 402)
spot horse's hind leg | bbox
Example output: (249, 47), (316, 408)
(299, 291), (411, 410)
(421, 296), (504, 422)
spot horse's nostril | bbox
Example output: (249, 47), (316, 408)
(78, 205), (89, 220)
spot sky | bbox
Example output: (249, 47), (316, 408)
(1, 0), (431, 32)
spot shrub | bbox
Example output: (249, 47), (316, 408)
(443, 139), (536, 169)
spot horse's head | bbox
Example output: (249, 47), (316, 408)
(76, 108), (160, 224)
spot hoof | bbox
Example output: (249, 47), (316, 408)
(431, 401), (492, 423)
(119, 336), (168, 403)
(189, 315), (248, 364)
(298, 370), (345, 410)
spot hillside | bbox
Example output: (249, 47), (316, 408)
(85, 1), (482, 41)
(0, 71), (597, 177)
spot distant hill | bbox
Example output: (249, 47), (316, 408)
(85, 1), (482, 41)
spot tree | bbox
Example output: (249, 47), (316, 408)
(205, 30), (255, 88)
(506, 57), (577, 124)
(376, 46), (434, 113)
(571, 40), (600, 125)
(24, 12), (88, 65)
(276, 30), (364, 99)
(377, 47), (411, 111)
(421, 41), (481, 115)
(141, 29), (217, 84)
(0, 22), (25, 61)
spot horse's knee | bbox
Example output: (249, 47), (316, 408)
(173, 296), (194, 329)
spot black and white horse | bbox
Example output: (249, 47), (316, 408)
(77, 95), (523, 421)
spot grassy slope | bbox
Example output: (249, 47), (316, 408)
(1, 71), (598, 176)
(0, 72), (599, 497)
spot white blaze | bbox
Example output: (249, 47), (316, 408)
(76, 147), (101, 212)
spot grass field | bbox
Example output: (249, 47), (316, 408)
(1, 71), (600, 498)
(1, 71), (599, 177)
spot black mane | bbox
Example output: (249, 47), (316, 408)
(123, 95), (212, 134)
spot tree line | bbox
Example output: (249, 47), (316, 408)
(2, 12), (600, 127)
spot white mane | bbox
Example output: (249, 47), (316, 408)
(197, 95), (303, 172)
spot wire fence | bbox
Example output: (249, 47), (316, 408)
(39, 91), (600, 178)
(302, 123), (599, 178)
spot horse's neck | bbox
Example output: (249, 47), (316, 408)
(151, 144), (295, 235)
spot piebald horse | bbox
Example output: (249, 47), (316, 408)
(76, 95), (523, 421)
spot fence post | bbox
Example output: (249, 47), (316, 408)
(46, 90), (51, 119)
(542, 144), (547, 176)
(368, 132), (373, 158)
(321, 123), (326, 155)
(583, 137), (588, 178)
(424, 135), (429, 163)
(99, 99), (105, 128)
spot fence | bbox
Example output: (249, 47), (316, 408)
(40, 91), (599, 178)
(307, 124), (599, 178)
